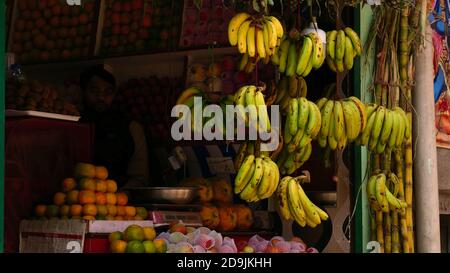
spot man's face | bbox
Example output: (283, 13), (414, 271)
(85, 76), (115, 112)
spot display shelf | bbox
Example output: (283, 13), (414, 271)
(20, 46), (238, 72)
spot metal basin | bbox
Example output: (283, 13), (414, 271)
(125, 187), (199, 205)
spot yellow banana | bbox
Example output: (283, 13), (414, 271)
(255, 90), (270, 132)
(262, 22), (271, 57)
(239, 53), (249, 71)
(342, 100), (360, 141)
(234, 155), (255, 194)
(241, 157), (264, 201)
(320, 100), (335, 137)
(278, 39), (291, 73)
(297, 97), (310, 131)
(257, 158), (273, 198)
(367, 174), (380, 211)
(375, 173), (389, 213)
(287, 178), (306, 227)
(302, 50), (314, 77)
(379, 110), (394, 145)
(288, 98), (299, 135)
(337, 134), (347, 150)
(360, 110), (377, 146)
(306, 101), (322, 138)
(266, 16), (284, 38)
(344, 27), (362, 56)
(394, 107), (410, 140)
(228, 13), (251, 46)
(328, 119), (338, 150)
(335, 59), (345, 72)
(265, 19), (278, 51)
(296, 36), (313, 76)
(176, 87), (202, 105)
(333, 101), (345, 141)
(237, 20), (251, 54)
(371, 106), (386, 142)
(313, 204), (329, 221)
(246, 25), (256, 57)
(327, 30), (337, 60)
(296, 182), (321, 225)
(256, 26), (266, 58)
(234, 142), (248, 171)
(286, 41), (298, 76)
(309, 32), (325, 69)
(347, 96), (367, 132)
(284, 114), (294, 144)
(335, 30), (346, 62)
(344, 36), (354, 70)
(365, 103), (378, 119)
(316, 97), (328, 111)
(277, 177), (293, 220)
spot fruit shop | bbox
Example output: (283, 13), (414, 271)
(0, 0), (444, 254)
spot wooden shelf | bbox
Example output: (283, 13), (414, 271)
(21, 47), (238, 72)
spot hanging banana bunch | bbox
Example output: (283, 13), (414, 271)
(275, 75), (308, 115)
(326, 27), (362, 72)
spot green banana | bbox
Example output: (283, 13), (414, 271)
(333, 101), (345, 141)
(335, 30), (346, 62)
(344, 36), (354, 70)
(296, 36), (313, 76)
(379, 109), (394, 145)
(327, 30), (337, 60)
(320, 100), (335, 137)
(344, 27), (362, 56)
(278, 39), (291, 73)
(286, 42), (298, 76)
(288, 98), (299, 135)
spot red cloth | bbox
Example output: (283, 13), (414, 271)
(4, 117), (94, 252)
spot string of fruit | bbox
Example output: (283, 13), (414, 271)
(276, 175), (329, 228)
(314, 96), (366, 151)
(275, 75), (308, 115)
(234, 153), (280, 203)
(325, 27), (362, 72)
(356, 105), (410, 154)
(275, 97), (321, 175)
(228, 12), (284, 62)
(272, 30), (326, 77)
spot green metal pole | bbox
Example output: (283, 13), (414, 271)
(353, 4), (374, 253)
(0, 0), (5, 253)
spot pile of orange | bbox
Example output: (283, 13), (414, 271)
(33, 162), (148, 221)
(109, 225), (167, 254)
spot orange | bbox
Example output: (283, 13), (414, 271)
(70, 204), (83, 216)
(125, 241), (145, 253)
(59, 205), (70, 216)
(105, 193), (117, 205)
(106, 180), (118, 193)
(95, 192), (107, 205)
(123, 225), (144, 242)
(95, 180), (107, 193)
(95, 166), (108, 180)
(125, 206), (136, 217)
(97, 205), (108, 216)
(83, 215), (96, 221)
(62, 178), (77, 192)
(114, 216), (124, 221)
(66, 190), (79, 205)
(79, 190), (96, 204)
(143, 240), (157, 253)
(143, 227), (156, 241)
(106, 205), (117, 216)
(46, 205), (59, 217)
(53, 192), (66, 206)
(110, 240), (127, 253)
(109, 231), (123, 242)
(83, 204), (97, 216)
(153, 239), (167, 253)
(116, 206), (126, 216)
(34, 205), (47, 217)
(105, 215), (115, 220)
(79, 178), (96, 191)
(136, 207), (148, 219)
(74, 162), (96, 179)
(116, 192), (128, 206)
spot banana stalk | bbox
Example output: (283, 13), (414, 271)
(404, 132), (414, 253)
(391, 210), (400, 253)
(395, 150), (409, 253)
(384, 210), (391, 253)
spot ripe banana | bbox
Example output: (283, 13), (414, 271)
(234, 155), (255, 194)
(288, 98), (299, 135)
(296, 36), (313, 76)
(333, 101), (345, 141)
(375, 173), (389, 213)
(306, 101), (321, 137)
(297, 97), (310, 132)
(296, 181), (321, 225)
(320, 100), (334, 137)
(342, 100), (360, 141)
(344, 27), (362, 56)
(255, 90), (270, 132)
(234, 142), (248, 171)
(379, 110), (394, 145)
(335, 30), (346, 62)
(277, 177), (292, 220)
(360, 110), (377, 146)
(247, 25), (256, 57)
(344, 36), (354, 70)
(278, 39), (291, 73)
(327, 30), (337, 60)
(237, 20), (252, 53)
(309, 32), (325, 69)
(371, 106), (386, 142)
(287, 178), (306, 227)
(286, 42), (298, 77)
(256, 26), (266, 58)
(228, 13), (251, 46)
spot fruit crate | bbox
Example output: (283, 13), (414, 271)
(179, 0), (235, 49)
(98, 0), (183, 57)
(8, 0), (100, 64)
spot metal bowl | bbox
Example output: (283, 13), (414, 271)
(125, 187), (199, 205)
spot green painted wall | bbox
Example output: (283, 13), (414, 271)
(354, 4), (375, 253)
